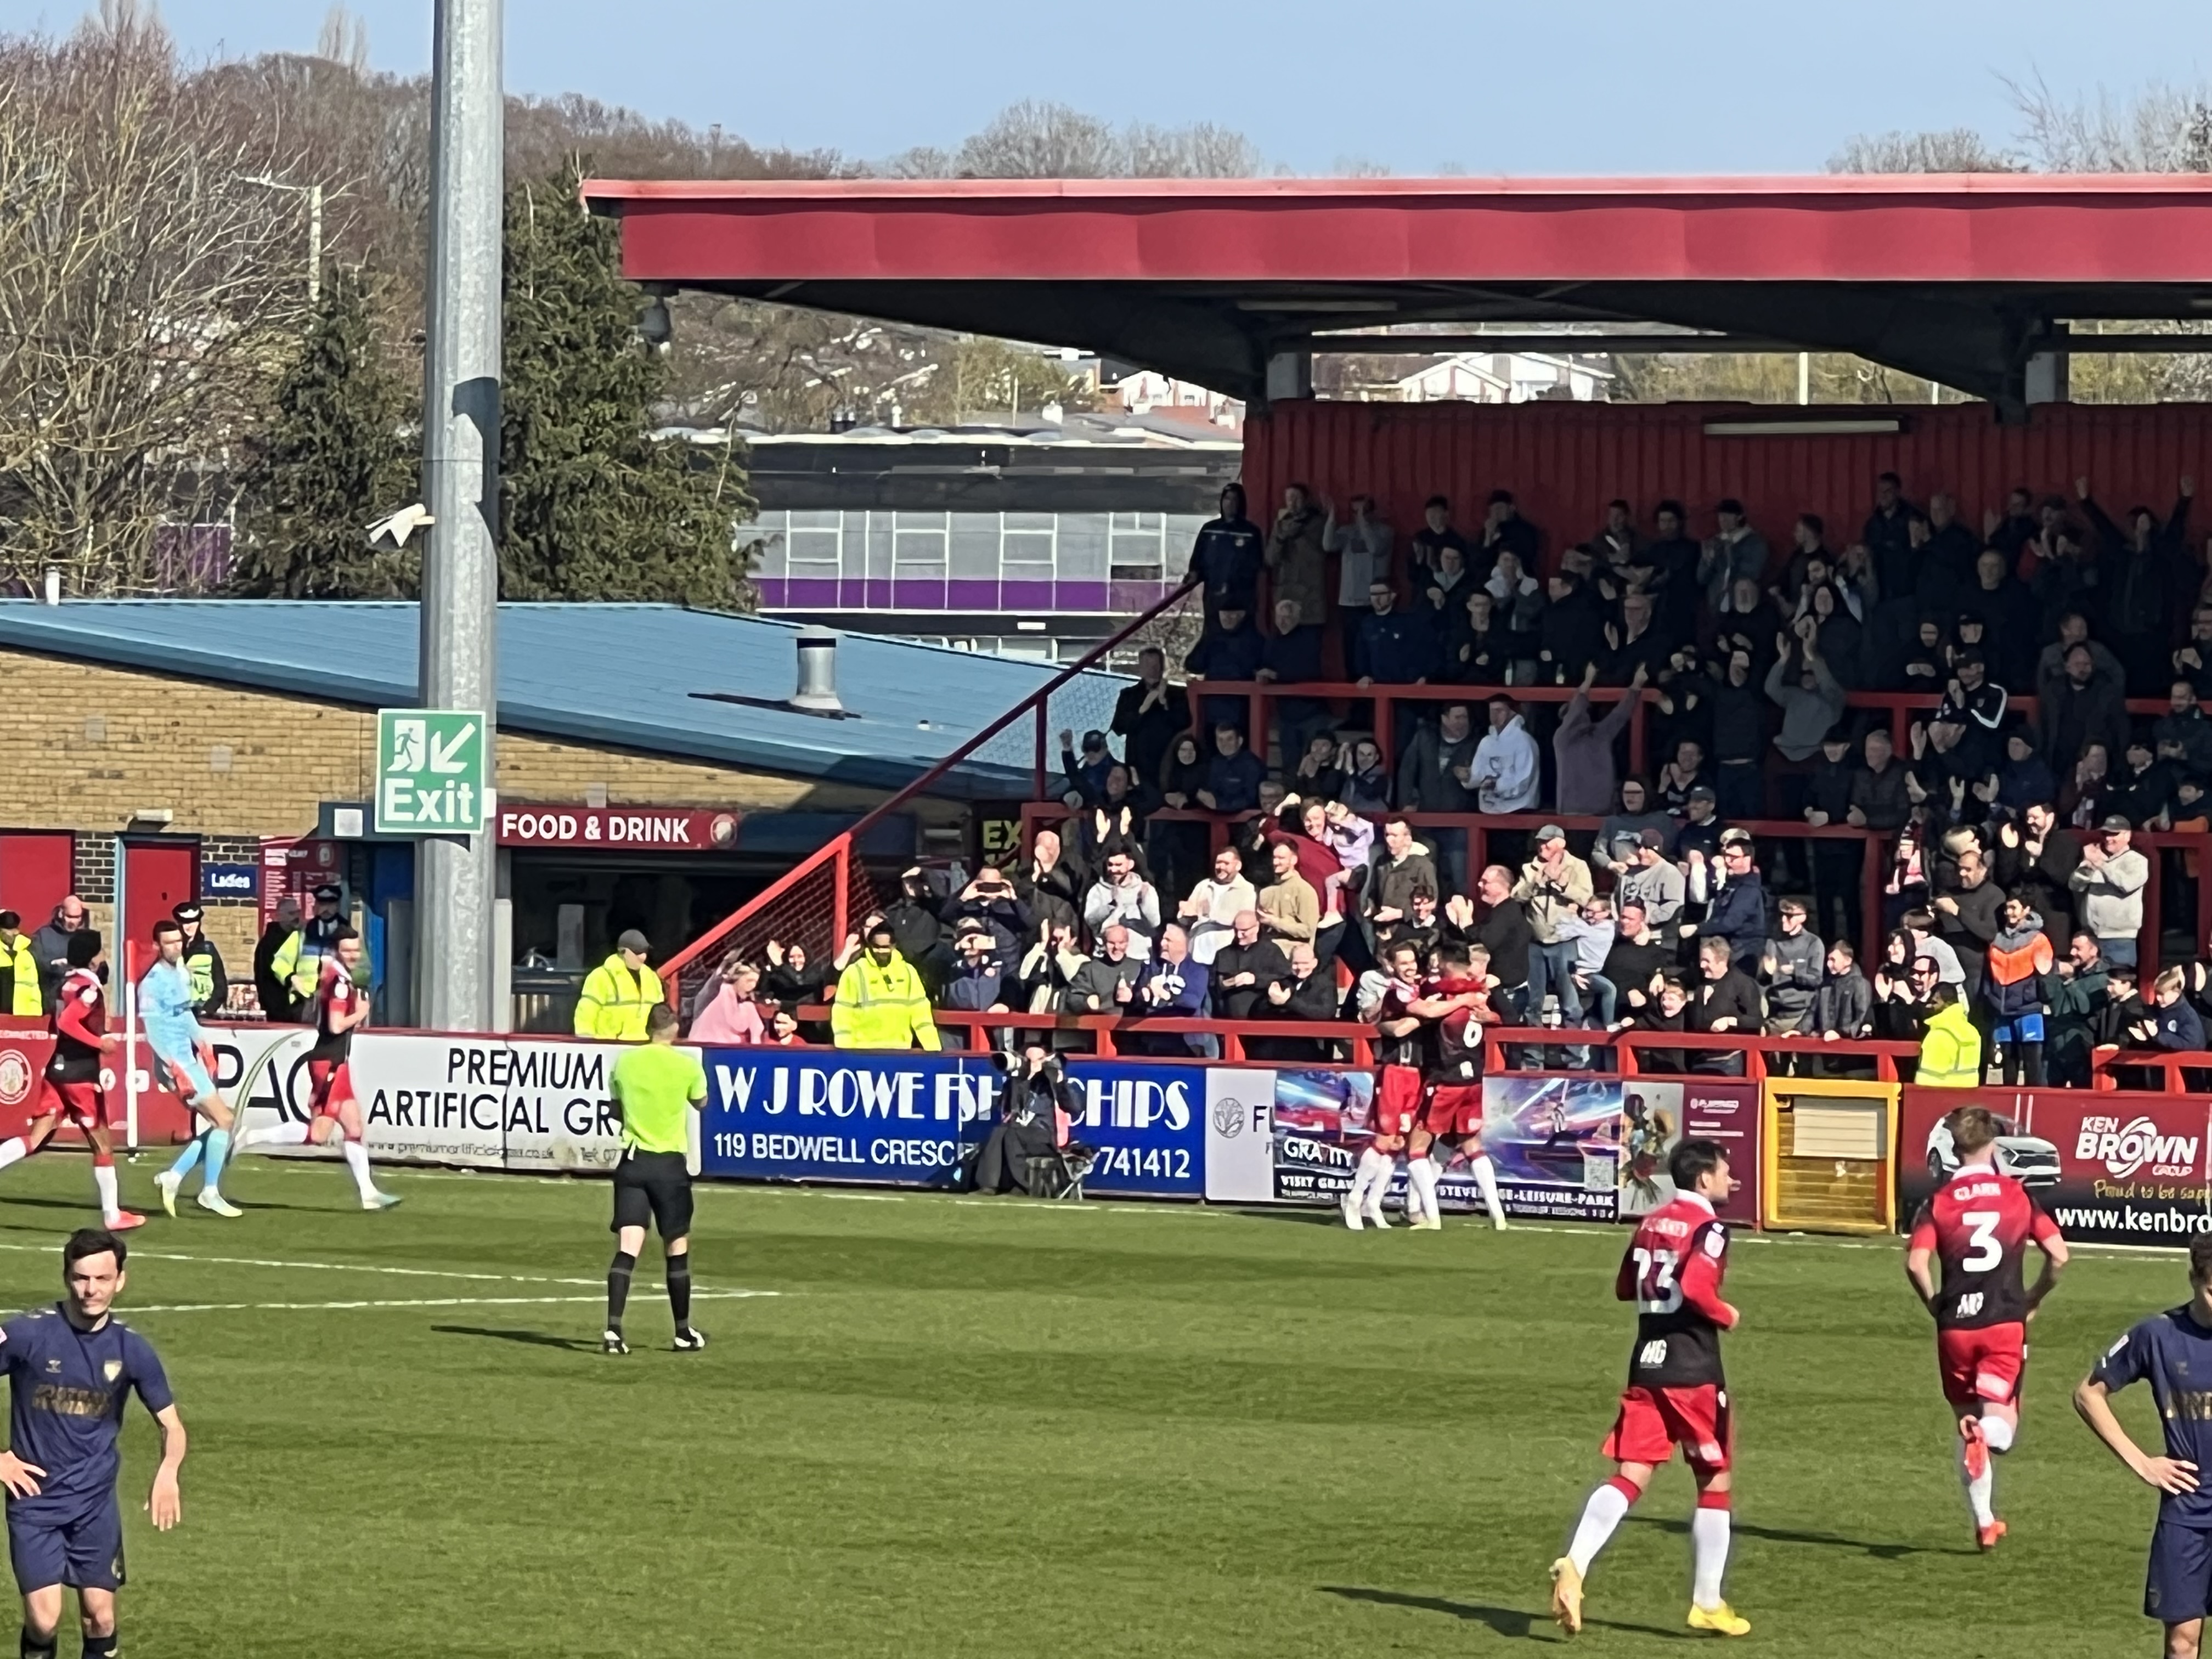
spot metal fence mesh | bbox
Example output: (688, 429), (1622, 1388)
(665, 849), (885, 1013)
(965, 584), (1205, 789)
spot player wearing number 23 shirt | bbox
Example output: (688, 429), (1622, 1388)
(1905, 1107), (2068, 1553)
(1550, 1138), (1750, 1641)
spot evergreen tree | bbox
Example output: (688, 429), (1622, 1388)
(500, 166), (753, 606)
(232, 266), (420, 598)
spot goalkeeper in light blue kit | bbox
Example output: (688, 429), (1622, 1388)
(139, 920), (241, 1219)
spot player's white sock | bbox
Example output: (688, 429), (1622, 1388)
(1980, 1412), (2016, 1454)
(240, 1121), (311, 1150)
(1398, 1160), (1425, 1220)
(1566, 1476), (1637, 1575)
(1407, 1156), (1440, 1222)
(0, 1137), (27, 1173)
(1466, 1152), (1507, 1228)
(340, 1139), (379, 1201)
(91, 1160), (120, 1226)
(1957, 1432), (1995, 1526)
(1353, 1148), (1391, 1212)
(1691, 1494), (1731, 1606)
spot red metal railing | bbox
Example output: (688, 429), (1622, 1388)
(1479, 1025), (1923, 1080)
(1180, 679), (2175, 781)
(785, 1006), (1377, 1066)
(732, 1009), (1929, 1079)
(2091, 1046), (2212, 1091)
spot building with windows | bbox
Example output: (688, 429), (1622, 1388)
(746, 418), (1240, 662)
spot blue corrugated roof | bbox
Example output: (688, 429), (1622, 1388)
(0, 601), (1098, 795)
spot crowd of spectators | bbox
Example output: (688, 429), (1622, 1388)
(682, 469), (2212, 1084)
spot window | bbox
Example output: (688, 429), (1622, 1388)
(785, 511), (841, 579)
(893, 511), (949, 577)
(752, 511), (788, 577)
(1109, 512), (1165, 580)
(1001, 512), (1056, 580)
(948, 515), (999, 579)
(1055, 514), (1108, 580)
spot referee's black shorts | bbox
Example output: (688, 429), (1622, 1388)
(611, 1149), (693, 1239)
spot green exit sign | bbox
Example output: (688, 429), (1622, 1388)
(374, 708), (489, 834)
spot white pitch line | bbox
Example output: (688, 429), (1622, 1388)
(126, 1289), (777, 1315)
(0, 1240), (605, 1287)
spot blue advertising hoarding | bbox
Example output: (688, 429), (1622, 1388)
(697, 1049), (1205, 1198)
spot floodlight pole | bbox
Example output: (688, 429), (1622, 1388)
(416, 0), (503, 1031)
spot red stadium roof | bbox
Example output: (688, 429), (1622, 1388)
(582, 174), (2212, 415)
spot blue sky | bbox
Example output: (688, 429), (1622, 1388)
(9, 0), (2209, 174)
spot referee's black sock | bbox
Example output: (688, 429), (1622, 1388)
(606, 1250), (637, 1333)
(19, 1627), (55, 1659)
(667, 1253), (692, 1331)
(79, 1633), (115, 1659)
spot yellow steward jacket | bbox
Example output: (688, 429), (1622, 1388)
(830, 951), (942, 1051)
(1, 935), (37, 1017)
(574, 955), (663, 1042)
(1915, 1001), (1983, 1087)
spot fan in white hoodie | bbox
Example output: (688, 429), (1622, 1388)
(1470, 702), (1541, 814)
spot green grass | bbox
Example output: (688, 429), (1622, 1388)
(0, 1152), (2182, 1655)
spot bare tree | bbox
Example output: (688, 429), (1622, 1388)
(887, 100), (1271, 180)
(0, 12), (314, 593)
(315, 5), (370, 75)
(1826, 128), (2021, 173)
(2007, 72), (2212, 173)
(1127, 121), (1268, 179)
(946, 100), (1123, 178)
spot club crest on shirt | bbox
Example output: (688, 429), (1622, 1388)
(43, 1358), (59, 1374)
(101, 1360), (121, 1383)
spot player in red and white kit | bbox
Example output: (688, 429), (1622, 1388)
(234, 929), (399, 1210)
(1344, 943), (1424, 1229)
(0, 929), (143, 1229)
(1401, 941), (1507, 1231)
(1905, 1105), (2067, 1550)
(1551, 1137), (1748, 1639)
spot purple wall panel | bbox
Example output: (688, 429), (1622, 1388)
(947, 579), (998, 609)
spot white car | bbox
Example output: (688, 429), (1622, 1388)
(1925, 1115), (2061, 1190)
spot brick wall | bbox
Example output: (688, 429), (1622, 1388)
(0, 647), (962, 984)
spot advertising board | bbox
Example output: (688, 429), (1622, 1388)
(1899, 1087), (2212, 1248)
(697, 1051), (1207, 1198)
(1217, 1067), (1762, 1225)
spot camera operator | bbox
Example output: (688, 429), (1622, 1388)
(969, 1043), (1083, 1196)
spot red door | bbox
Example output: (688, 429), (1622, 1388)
(122, 842), (198, 974)
(0, 833), (74, 931)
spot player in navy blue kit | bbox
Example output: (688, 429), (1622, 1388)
(2076, 1233), (2212, 1658)
(0, 1230), (184, 1659)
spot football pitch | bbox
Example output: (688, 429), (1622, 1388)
(0, 1155), (2180, 1656)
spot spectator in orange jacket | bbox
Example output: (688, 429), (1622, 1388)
(1983, 891), (2056, 1086)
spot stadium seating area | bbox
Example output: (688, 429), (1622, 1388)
(686, 470), (2212, 1088)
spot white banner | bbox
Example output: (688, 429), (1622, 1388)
(1201, 1068), (1276, 1203)
(349, 1032), (629, 1172)
(201, 1024), (629, 1173)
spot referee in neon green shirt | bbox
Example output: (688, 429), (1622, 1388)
(603, 1003), (708, 1355)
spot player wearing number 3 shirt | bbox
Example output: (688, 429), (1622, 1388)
(1549, 1138), (1750, 1640)
(1905, 1106), (2067, 1551)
